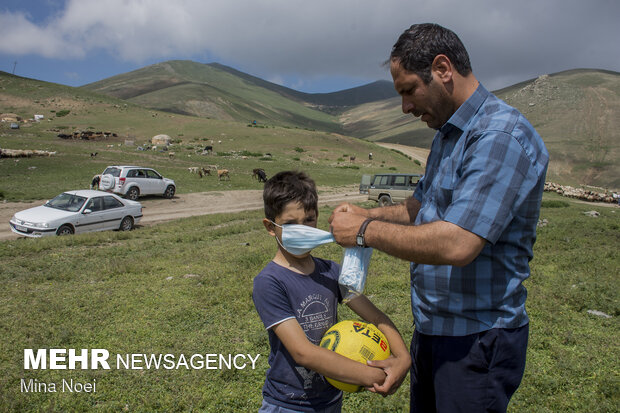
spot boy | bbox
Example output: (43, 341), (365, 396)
(253, 171), (411, 412)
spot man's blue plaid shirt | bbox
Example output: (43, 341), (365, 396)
(411, 84), (549, 336)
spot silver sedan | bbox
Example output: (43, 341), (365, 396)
(9, 190), (143, 237)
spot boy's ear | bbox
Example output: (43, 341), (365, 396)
(263, 218), (276, 236)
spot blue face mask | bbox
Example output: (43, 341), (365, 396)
(270, 221), (335, 256)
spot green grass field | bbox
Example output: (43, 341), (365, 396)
(0, 194), (618, 412)
(0, 109), (421, 202)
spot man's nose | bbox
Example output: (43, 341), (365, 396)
(402, 98), (414, 114)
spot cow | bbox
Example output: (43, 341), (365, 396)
(252, 168), (267, 183)
(90, 152), (98, 157)
(203, 145), (213, 154)
(217, 169), (230, 180)
(91, 175), (101, 190)
(349, 155), (356, 163)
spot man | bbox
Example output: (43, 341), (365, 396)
(329, 23), (549, 412)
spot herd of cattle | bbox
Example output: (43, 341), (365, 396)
(187, 166), (267, 182)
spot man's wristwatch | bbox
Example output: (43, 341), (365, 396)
(356, 218), (375, 247)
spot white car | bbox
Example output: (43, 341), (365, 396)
(9, 190), (143, 237)
(99, 166), (176, 201)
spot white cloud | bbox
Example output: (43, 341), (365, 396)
(0, 0), (618, 90)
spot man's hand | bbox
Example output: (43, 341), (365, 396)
(331, 202), (369, 216)
(365, 354), (411, 396)
(328, 203), (369, 247)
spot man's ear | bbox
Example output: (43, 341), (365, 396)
(432, 54), (453, 83)
(263, 218), (276, 236)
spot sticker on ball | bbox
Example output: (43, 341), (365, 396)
(319, 320), (391, 392)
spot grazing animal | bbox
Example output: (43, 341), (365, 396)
(204, 145), (213, 153)
(217, 169), (230, 180)
(188, 167), (200, 174)
(168, 152), (175, 158)
(264, 153), (272, 158)
(90, 152), (98, 157)
(368, 152), (373, 160)
(256, 169), (267, 183)
(198, 168), (211, 178)
(91, 175), (100, 189)
(349, 155), (356, 163)
(252, 168), (267, 182)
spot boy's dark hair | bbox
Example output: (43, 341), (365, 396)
(389, 23), (472, 84)
(263, 171), (318, 221)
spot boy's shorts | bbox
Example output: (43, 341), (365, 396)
(259, 398), (342, 413)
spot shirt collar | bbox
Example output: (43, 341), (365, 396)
(440, 83), (489, 135)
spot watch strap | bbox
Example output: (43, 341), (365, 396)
(356, 218), (375, 247)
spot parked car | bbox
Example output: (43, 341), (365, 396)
(367, 173), (423, 206)
(98, 166), (176, 201)
(9, 190), (142, 237)
(359, 174), (372, 194)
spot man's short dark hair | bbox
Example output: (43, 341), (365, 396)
(263, 171), (318, 221)
(389, 23), (472, 84)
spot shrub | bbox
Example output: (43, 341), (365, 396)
(292, 157), (300, 161)
(414, 159), (421, 166)
(294, 147), (305, 153)
(240, 150), (263, 157)
(55, 109), (70, 117)
(541, 200), (570, 208)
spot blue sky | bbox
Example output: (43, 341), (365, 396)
(1, 0), (619, 93)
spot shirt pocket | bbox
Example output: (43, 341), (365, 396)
(435, 161), (455, 211)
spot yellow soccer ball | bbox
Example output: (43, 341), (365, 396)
(319, 320), (391, 392)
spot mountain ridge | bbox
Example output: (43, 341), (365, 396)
(2, 63), (619, 189)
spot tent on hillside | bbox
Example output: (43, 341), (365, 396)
(151, 134), (172, 145)
(1, 113), (20, 123)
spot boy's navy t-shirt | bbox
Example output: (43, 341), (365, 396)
(252, 257), (343, 411)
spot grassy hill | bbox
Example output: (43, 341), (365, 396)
(207, 62), (397, 109)
(82, 61), (345, 132)
(3, 65), (620, 191)
(495, 69), (620, 189)
(343, 69), (620, 189)
(0, 71), (421, 202)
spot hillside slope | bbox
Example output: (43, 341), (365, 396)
(496, 69), (619, 189)
(83, 60), (343, 132)
(0, 70), (422, 201)
(4, 66), (619, 190)
(342, 69), (619, 189)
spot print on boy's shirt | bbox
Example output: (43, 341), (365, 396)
(295, 366), (329, 395)
(297, 293), (333, 344)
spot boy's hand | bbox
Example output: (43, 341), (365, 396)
(365, 354), (411, 396)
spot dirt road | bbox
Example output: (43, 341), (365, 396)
(0, 186), (366, 241)
(375, 143), (430, 166)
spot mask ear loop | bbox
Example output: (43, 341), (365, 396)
(269, 220), (287, 251)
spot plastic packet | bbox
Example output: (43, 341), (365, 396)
(339, 247), (373, 302)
